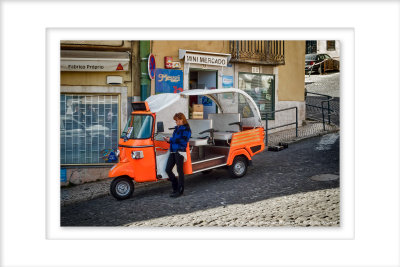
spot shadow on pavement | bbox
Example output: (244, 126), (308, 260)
(61, 135), (340, 227)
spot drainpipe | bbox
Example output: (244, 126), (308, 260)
(140, 41), (151, 101)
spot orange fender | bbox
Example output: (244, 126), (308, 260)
(108, 162), (135, 179)
(227, 148), (251, 166)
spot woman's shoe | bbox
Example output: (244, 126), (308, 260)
(170, 191), (182, 198)
(169, 191), (178, 197)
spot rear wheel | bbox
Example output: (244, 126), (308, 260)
(110, 176), (134, 200)
(229, 156), (248, 178)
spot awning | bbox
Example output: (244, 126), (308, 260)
(180, 88), (261, 120)
(146, 93), (181, 113)
(61, 50), (130, 72)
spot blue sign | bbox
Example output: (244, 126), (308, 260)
(148, 54), (156, 80)
(155, 69), (183, 94)
(222, 75), (234, 88)
(101, 149), (118, 163)
(60, 168), (67, 183)
(201, 96), (213, 106)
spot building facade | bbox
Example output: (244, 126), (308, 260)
(306, 40), (340, 60)
(60, 40), (305, 185)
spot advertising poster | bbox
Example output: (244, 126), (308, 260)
(222, 75), (234, 88)
(222, 75), (234, 99)
(155, 68), (183, 94)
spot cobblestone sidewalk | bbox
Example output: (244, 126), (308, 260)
(267, 120), (339, 146)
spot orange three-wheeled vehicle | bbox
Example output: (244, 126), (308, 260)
(109, 88), (265, 200)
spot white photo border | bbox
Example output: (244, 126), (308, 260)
(48, 27), (354, 241)
(1, 1), (399, 267)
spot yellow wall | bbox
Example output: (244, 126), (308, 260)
(151, 40), (229, 69)
(277, 41), (305, 101)
(61, 40), (305, 102)
(60, 41), (139, 98)
(60, 71), (130, 86)
(152, 40), (305, 102)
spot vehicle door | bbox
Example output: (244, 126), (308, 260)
(121, 114), (157, 182)
(324, 54), (334, 70)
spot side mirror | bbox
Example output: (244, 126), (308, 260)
(157, 121), (164, 133)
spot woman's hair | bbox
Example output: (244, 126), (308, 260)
(173, 112), (188, 125)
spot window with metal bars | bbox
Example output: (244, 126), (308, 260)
(306, 40), (317, 54)
(327, 40), (336, 51)
(60, 94), (119, 165)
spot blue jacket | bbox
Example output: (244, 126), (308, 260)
(169, 124), (191, 152)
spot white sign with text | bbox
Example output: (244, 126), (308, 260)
(61, 60), (129, 72)
(184, 53), (228, 67)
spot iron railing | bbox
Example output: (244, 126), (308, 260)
(229, 41), (285, 65)
(265, 107), (298, 145)
(305, 91), (335, 130)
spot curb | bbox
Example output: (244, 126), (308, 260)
(61, 178), (169, 207)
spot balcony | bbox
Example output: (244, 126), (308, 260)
(229, 40), (285, 65)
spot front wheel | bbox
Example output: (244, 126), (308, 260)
(229, 156), (248, 178)
(110, 176), (134, 200)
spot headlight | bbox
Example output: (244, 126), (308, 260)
(131, 151), (144, 159)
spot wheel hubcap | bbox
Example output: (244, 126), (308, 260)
(234, 161), (245, 175)
(116, 181), (130, 196)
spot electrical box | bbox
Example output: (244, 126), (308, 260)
(107, 76), (123, 85)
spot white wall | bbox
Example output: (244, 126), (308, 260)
(318, 40), (341, 60)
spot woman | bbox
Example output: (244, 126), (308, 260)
(164, 113), (191, 198)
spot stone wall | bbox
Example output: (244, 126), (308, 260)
(61, 166), (111, 186)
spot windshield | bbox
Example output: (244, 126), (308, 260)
(305, 54), (317, 60)
(121, 114), (153, 139)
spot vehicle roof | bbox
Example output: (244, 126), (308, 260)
(305, 54), (318, 59)
(145, 88), (261, 121)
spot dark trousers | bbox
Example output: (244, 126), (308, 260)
(165, 152), (185, 193)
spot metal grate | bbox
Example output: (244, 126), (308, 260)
(60, 94), (119, 165)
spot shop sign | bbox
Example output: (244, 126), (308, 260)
(172, 62), (181, 69)
(61, 60), (129, 72)
(165, 56), (173, 69)
(184, 53), (228, 67)
(222, 75), (234, 88)
(222, 75), (234, 99)
(155, 69), (183, 94)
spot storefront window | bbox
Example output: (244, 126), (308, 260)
(238, 73), (275, 120)
(60, 94), (119, 165)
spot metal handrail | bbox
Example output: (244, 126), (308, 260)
(305, 90), (335, 130)
(265, 107), (298, 145)
(321, 99), (333, 130)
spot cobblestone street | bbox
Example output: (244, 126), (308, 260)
(61, 133), (340, 227)
(125, 188), (339, 227)
(305, 72), (340, 97)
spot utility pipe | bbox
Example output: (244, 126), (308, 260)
(140, 41), (151, 101)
